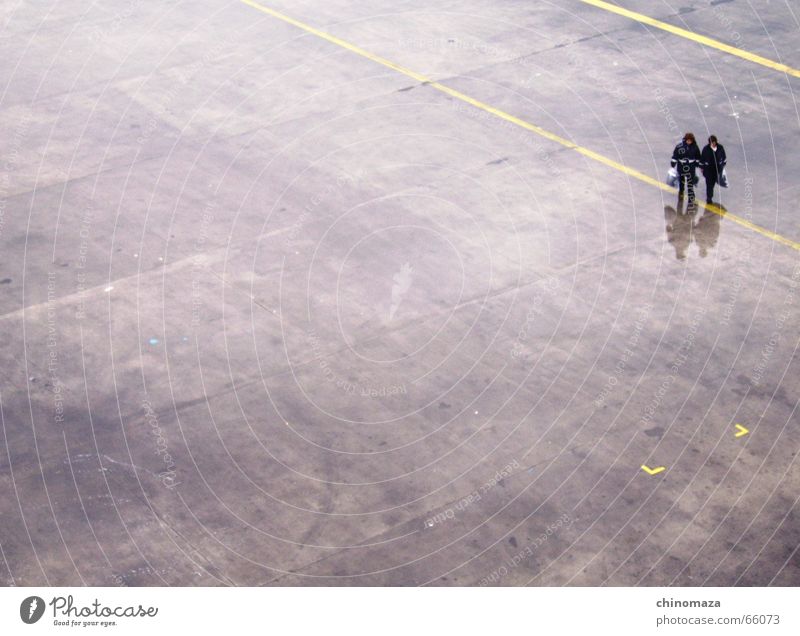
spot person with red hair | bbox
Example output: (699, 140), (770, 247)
(671, 132), (701, 206)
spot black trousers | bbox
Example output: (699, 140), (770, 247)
(678, 172), (695, 200)
(705, 175), (718, 202)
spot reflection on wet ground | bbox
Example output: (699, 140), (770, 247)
(664, 200), (724, 260)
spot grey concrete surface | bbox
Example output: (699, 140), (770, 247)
(0, 0), (798, 586)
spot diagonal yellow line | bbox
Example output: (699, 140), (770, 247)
(579, 0), (800, 79)
(239, 0), (800, 252)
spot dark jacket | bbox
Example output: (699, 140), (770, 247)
(700, 143), (727, 179)
(671, 140), (701, 176)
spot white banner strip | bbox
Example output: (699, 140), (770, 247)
(1, 587), (797, 634)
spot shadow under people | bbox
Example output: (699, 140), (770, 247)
(693, 204), (724, 257)
(664, 199), (725, 261)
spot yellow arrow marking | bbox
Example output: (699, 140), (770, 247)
(641, 464), (666, 475)
(734, 424), (749, 438)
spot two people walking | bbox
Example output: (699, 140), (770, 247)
(670, 132), (726, 205)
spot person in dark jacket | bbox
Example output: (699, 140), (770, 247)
(671, 132), (701, 205)
(700, 135), (727, 204)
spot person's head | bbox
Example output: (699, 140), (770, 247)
(684, 132), (696, 145)
(708, 135), (718, 147)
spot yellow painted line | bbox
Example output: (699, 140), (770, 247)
(240, 0), (800, 252)
(641, 464), (666, 475)
(579, 0), (800, 79)
(240, 0), (429, 83)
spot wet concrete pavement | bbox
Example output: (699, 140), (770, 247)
(1, 0), (798, 586)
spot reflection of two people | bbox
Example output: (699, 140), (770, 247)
(664, 199), (723, 260)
